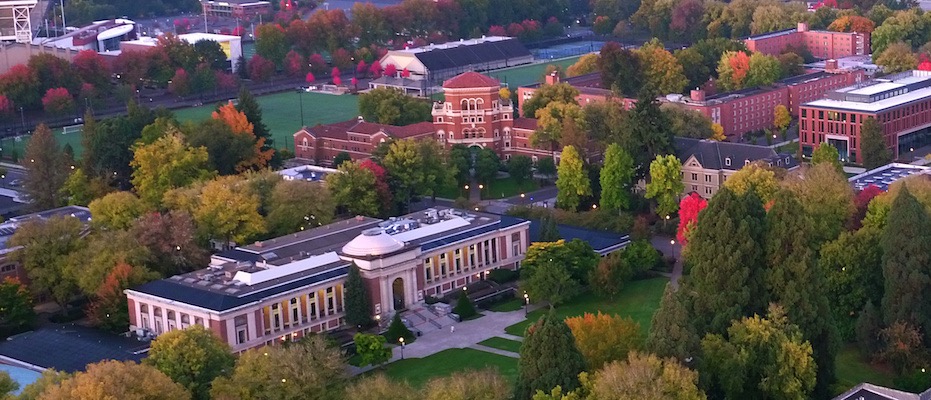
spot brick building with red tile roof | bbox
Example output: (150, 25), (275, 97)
(293, 117), (435, 166)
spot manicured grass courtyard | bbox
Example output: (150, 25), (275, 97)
(488, 298), (524, 312)
(834, 346), (896, 395)
(173, 91), (360, 151)
(478, 337), (523, 354)
(487, 56), (584, 88)
(505, 278), (668, 337)
(483, 176), (539, 200)
(0, 127), (84, 161)
(375, 348), (519, 387)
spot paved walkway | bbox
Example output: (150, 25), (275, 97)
(651, 235), (683, 289)
(468, 344), (519, 358)
(499, 333), (524, 342)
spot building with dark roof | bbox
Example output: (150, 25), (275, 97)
(745, 22), (869, 60)
(527, 220), (630, 255)
(0, 323), (147, 373)
(125, 207), (530, 352)
(0, 206), (91, 287)
(293, 117), (435, 165)
(675, 137), (799, 199)
(833, 383), (931, 400)
(377, 36), (532, 88)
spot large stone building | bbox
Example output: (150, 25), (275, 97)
(799, 70), (931, 163)
(675, 137), (798, 199)
(124, 207), (530, 351)
(200, 0), (271, 19)
(744, 22), (870, 60)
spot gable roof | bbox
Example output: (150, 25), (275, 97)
(832, 383), (931, 400)
(674, 137), (798, 171)
(417, 38), (530, 72)
(299, 119), (434, 141)
(443, 72), (501, 89)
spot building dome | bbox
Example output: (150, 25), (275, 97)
(341, 228), (405, 257)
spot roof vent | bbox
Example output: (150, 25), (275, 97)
(357, 115), (364, 122)
(254, 241), (263, 248)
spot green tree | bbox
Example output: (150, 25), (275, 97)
(515, 312), (587, 400)
(820, 227), (884, 341)
(266, 180), (335, 236)
(745, 52), (783, 87)
(60, 167), (112, 206)
(590, 352), (706, 400)
(333, 152), (352, 168)
(423, 370), (512, 400)
(193, 177), (266, 244)
(210, 335), (346, 400)
(636, 38), (688, 94)
(254, 23), (289, 67)
(536, 157), (557, 180)
(384, 313), (414, 345)
(644, 155), (684, 218)
(701, 305), (816, 400)
(566, 53), (599, 77)
(9, 216), (84, 310)
(449, 144), (472, 187)
(131, 131), (215, 207)
(539, 213), (561, 242)
(453, 290), (478, 319)
(474, 148), (501, 185)
(358, 88), (431, 125)
(764, 190), (838, 397)
(419, 140), (454, 202)
(0, 277), (35, 337)
(861, 117), (892, 169)
(627, 94), (674, 179)
(235, 87), (273, 158)
(522, 82), (580, 118)
(0, 370), (17, 398)
(145, 325), (235, 400)
(600, 144), (635, 212)
(647, 284), (699, 362)
(686, 187), (767, 334)
(39, 360), (191, 400)
(662, 105), (714, 139)
(784, 163), (855, 247)
(80, 110), (99, 174)
(88, 191), (147, 231)
(875, 42), (918, 73)
(597, 41), (643, 97)
(353, 333), (392, 366)
(382, 139), (425, 210)
(524, 260), (579, 306)
(23, 124), (68, 210)
(522, 239), (599, 286)
(811, 143), (844, 173)
(344, 263), (372, 328)
(508, 155), (534, 185)
(555, 145), (591, 211)
(880, 186), (931, 341)
(589, 252), (633, 299)
(327, 161), (380, 217)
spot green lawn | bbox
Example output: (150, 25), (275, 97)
(505, 278), (668, 337)
(487, 56), (583, 88)
(173, 91), (360, 152)
(834, 346), (896, 394)
(488, 298), (524, 312)
(478, 337), (523, 354)
(0, 126), (85, 162)
(482, 176), (538, 200)
(375, 348), (519, 387)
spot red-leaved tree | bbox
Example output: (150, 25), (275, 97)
(41, 87), (74, 116)
(168, 68), (191, 96)
(306, 72), (316, 83)
(360, 159), (392, 214)
(919, 54), (931, 71)
(369, 62), (383, 78)
(488, 25), (507, 36)
(332, 67), (342, 85)
(308, 54), (326, 75)
(351, 77), (358, 89)
(72, 50), (111, 89)
(356, 60), (368, 75)
(384, 63), (397, 77)
(400, 68), (411, 78)
(284, 50), (306, 77)
(0, 94), (12, 118)
(850, 184), (883, 229)
(676, 192), (708, 245)
(248, 55), (276, 82)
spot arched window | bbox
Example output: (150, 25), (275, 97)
(460, 99), (469, 110)
(302, 138), (308, 147)
(476, 98), (485, 110)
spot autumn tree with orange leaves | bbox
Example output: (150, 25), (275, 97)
(827, 16), (875, 34)
(565, 312), (643, 369)
(211, 102), (273, 172)
(716, 51), (751, 91)
(87, 263), (158, 333)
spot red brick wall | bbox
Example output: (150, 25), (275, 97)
(254, 310), (263, 339)
(127, 299), (137, 326)
(209, 319), (229, 343)
(362, 276), (381, 315)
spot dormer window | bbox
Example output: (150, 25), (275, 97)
(724, 157), (731, 166)
(785, 157), (790, 164)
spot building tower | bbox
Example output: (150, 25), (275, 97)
(0, 0), (38, 43)
(432, 72), (515, 158)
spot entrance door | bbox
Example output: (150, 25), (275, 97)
(392, 278), (405, 311)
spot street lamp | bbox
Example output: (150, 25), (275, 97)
(296, 90), (305, 127)
(523, 292), (530, 316)
(399, 337), (405, 359)
(592, 204), (597, 209)
(670, 239), (677, 260)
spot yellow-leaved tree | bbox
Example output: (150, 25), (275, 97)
(565, 312), (643, 369)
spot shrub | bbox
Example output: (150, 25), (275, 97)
(383, 313), (414, 345)
(453, 290), (478, 319)
(488, 268), (519, 284)
(507, 206), (634, 233)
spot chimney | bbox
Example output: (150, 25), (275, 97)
(690, 89), (706, 102)
(825, 59), (838, 72)
(545, 71), (560, 85)
(797, 22), (808, 32)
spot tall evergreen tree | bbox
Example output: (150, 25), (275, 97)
(23, 124), (68, 210)
(599, 143), (634, 212)
(80, 110), (98, 175)
(628, 93), (673, 179)
(555, 145), (590, 211)
(764, 190), (838, 398)
(235, 87), (272, 150)
(861, 117), (892, 170)
(515, 312), (586, 400)
(646, 284), (699, 363)
(344, 263), (372, 328)
(539, 213), (562, 242)
(880, 187), (931, 343)
(686, 187), (767, 334)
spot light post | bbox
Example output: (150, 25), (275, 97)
(478, 184), (484, 200)
(296, 89), (305, 127)
(399, 337), (405, 359)
(592, 204), (598, 210)
(19, 107), (25, 130)
(670, 239), (677, 261)
(464, 184), (469, 198)
(523, 292), (529, 316)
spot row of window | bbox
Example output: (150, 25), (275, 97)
(262, 285), (343, 339)
(424, 239), (502, 283)
(138, 303), (204, 336)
